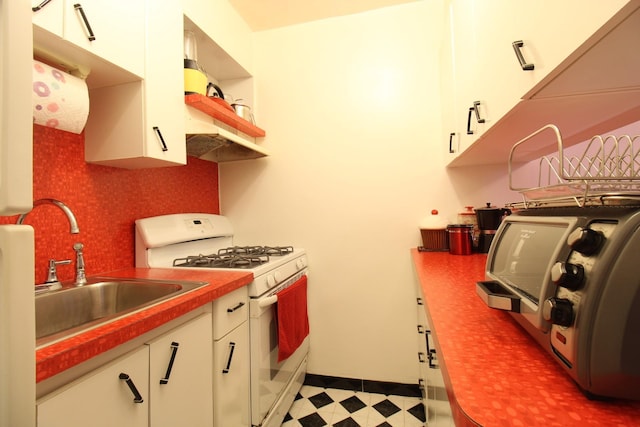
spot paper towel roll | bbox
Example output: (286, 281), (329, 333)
(32, 60), (89, 134)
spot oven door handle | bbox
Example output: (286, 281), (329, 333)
(258, 295), (278, 308)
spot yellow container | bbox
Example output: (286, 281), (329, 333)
(184, 60), (207, 95)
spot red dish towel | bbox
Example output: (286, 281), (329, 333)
(277, 275), (309, 362)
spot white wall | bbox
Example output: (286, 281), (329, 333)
(219, 1), (516, 383)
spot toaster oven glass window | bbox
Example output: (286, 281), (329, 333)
(491, 222), (567, 304)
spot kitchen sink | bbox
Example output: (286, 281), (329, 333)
(35, 278), (207, 347)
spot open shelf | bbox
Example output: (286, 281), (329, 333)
(185, 94), (266, 138)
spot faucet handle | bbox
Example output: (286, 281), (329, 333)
(73, 242), (87, 286)
(46, 259), (71, 285)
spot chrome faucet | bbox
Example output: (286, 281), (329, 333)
(17, 198), (80, 234)
(17, 198), (87, 287)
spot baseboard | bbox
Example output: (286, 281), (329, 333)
(303, 373), (422, 398)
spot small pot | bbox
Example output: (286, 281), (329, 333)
(231, 100), (255, 124)
(475, 203), (511, 231)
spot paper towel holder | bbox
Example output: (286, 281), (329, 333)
(33, 47), (91, 80)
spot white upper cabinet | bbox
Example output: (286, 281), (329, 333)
(32, 0), (144, 84)
(443, 0), (637, 166)
(83, 0), (186, 168)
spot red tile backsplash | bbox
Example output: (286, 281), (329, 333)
(0, 125), (219, 283)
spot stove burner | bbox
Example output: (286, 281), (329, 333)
(218, 246), (294, 257)
(171, 245), (294, 269)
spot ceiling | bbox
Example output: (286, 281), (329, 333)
(227, 0), (423, 31)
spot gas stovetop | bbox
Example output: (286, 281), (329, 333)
(172, 246), (295, 269)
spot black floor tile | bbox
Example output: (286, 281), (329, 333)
(407, 401), (426, 422)
(372, 399), (401, 417)
(299, 412), (328, 427)
(339, 395), (367, 413)
(333, 417), (361, 427)
(309, 391), (334, 409)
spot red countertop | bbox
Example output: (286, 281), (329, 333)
(36, 268), (253, 383)
(411, 249), (640, 427)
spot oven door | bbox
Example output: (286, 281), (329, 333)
(249, 272), (309, 426)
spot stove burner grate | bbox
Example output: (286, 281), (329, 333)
(172, 245), (294, 269)
(218, 245), (294, 257)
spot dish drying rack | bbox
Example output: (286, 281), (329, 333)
(509, 124), (640, 208)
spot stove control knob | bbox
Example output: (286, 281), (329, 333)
(274, 271), (283, 284)
(567, 227), (603, 256)
(543, 297), (574, 327)
(551, 262), (584, 291)
(266, 274), (276, 288)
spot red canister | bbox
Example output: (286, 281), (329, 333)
(447, 224), (474, 255)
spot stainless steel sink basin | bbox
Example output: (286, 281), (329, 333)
(36, 277), (207, 347)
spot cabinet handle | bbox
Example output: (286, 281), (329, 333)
(222, 342), (236, 374)
(153, 126), (169, 152)
(160, 341), (180, 385)
(227, 302), (245, 313)
(416, 297), (423, 306)
(73, 4), (96, 41)
(418, 352), (426, 363)
(32, 0), (53, 12)
(466, 107), (474, 135)
(466, 101), (485, 135)
(425, 330), (437, 369)
(119, 373), (144, 403)
(512, 40), (534, 71)
(472, 101), (485, 124)
(417, 324), (425, 334)
(449, 132), (455, 153)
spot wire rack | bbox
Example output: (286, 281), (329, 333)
(508, 124), (640, 208)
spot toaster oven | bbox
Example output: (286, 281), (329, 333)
(477, 205), (640, 400)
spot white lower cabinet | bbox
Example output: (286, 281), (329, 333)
(211, 286), (250, 427)
(36, 313), (213, 427)
(416, 292), (454, 427)
(147, 313), (213, 427)
(37, 346), (150, 427)
(213, 322), (250, 427)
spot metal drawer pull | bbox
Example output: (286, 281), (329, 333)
(32, 0), (53, 12)
(418, 352), (426, 363)
(417, 325), (425, 334)
(74, 4), (96, 41)
(416, 297), (423, 306)
(426, 330), (438, 369)
(512, 40), (534, 71)
(222, 342), (236, 374)
(467, 101), (485, 135)
(153, 126), (169, 151)
(449, 132), (455, 153)
(160, 341), (180, 384)
(227, 302), (245, 313)
(472, 101), (485, 124)
(119, 373), (144, 403)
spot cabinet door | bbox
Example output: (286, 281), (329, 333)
(213, 322), (250, 427)
(83, 0), (186, 168)
(37, 346), (149, 427)
(446, 0), (629, 157)
(32, 0), (144, 77)
(148, 313), (213, 427)
(31, 0), (64, 37)
(62, 0), (144, 76)
(142, 0), (186, 165)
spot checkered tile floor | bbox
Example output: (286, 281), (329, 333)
(281, 385), (426, 426)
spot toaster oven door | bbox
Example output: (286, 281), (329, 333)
(486, 216), (577, 328)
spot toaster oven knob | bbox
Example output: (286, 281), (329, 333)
(567, 227), (603, 255)
(551, 262), (584, 291)
(543, 297), (574, 327)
